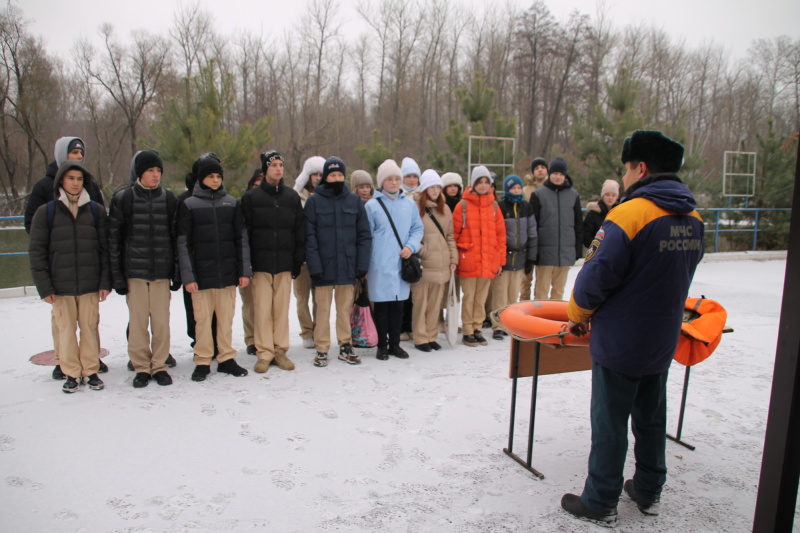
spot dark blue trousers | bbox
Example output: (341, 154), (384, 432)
(580, 361), (669, 514)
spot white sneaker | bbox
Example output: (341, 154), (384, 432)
(302, 337), (315, 349)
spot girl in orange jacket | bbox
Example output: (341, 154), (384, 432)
(452, 165), (506, 346)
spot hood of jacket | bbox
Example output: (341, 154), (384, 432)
(184, 172), (196, 192)
(293, 156), (326, 193)
(623, 173), (696, 215)
(129, 150), (142, 183)
(54, 161), (95, 194)
(53, 136), (85, 168)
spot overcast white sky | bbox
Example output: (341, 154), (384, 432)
(20, 0), (800, 63)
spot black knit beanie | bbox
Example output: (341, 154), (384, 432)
(531, 157), (548, 173)
(195, 156), (224, 182)
(135, 150), (163, 178)
(322, 156), (346, 183)
(260, 150), (283, 174)
(67, 138), (85, 155)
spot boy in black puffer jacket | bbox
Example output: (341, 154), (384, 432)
(241, 151), (305, 374)
(109, 150), (179, 388)
(28, 162), (111, 393)
(178, 155), (252, 382)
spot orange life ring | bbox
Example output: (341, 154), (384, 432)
(498, 300), (590, 346)
(674, 297), (727, 366)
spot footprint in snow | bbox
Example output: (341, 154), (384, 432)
(5, 475), (43, 491)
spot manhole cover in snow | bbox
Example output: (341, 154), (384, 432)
(30, 349), (109, 365)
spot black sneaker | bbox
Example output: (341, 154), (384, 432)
(376, 347), (389, 361)
(429, 341), (442, 351)
(481, 319), (492, 329)
(473, 330), (488, 346)
(166, 354), (177, 368)
(98, 359), (108, 373)
(133, 372), (151, 388)
(338, 344), (361, 365)
(191, 365), (211, 382)
(87, 373), (104, 391)
(246, 344), (257, 355)
(62, 376), (79, 393)
(624, 479), (660, 516)
(153, 371), (173, 386)
(462, 334), (479, 347)
(217, 358), (248, 377)
(314, 352), (329, 367)
(415, 343), (431, 352)
(492, 330), (504, 340)
(560, 494), (617, 528)
(52, 365), (66, 380)
(388, 345), (409, 359)
(127, 360), (134, 372)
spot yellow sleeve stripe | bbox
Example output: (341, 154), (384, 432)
(607, 198), (703, 240)
(568, 291), (596, 323)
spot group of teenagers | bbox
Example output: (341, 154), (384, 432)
(25, 136), (620, 395)
(25, 128), (704, 528)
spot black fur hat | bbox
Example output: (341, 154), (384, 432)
(621, 130), (684, 173)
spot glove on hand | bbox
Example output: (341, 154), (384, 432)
(524, 262), (534, 275)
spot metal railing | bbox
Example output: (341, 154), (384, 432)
(697, 208), (792, 253)
(1, 209), (793, 257)
(0, 216), (26, 257)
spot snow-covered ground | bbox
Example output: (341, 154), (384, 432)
(1, 255), (795, 532)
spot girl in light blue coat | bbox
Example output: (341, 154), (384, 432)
(366, 159), (424, 361)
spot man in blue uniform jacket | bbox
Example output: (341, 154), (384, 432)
(561, 130), (704, 527)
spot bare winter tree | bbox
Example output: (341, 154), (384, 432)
(77, 24), (171, 157)
(513, 1), (556, 156)
(0, 5), (60, 204)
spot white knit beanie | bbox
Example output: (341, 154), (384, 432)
(418, 169), (443, 193)
(293, 156), (326, 193)
(377, 159), (402, 190)
(601, 179), (620, 197)
(401, 157), (421, 178)
(470, 165), (491, 188)
(441, 172), (463, 190)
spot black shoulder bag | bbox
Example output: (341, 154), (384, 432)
(377, 197), (422, 283)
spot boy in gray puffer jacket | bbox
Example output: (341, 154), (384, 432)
(178, 155), (252, 382)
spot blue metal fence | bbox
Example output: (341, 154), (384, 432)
(697, 208), (792, 253)
(0, 216), (26, 257)
(1, 209), (793, 256)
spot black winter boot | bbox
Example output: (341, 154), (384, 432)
(388, 345), (409, 359)
(133, 372), (151, 388)
(191, 365), (211, 382)
(217, 358), (248, 377)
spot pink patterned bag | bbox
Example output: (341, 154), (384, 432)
(351, 279), (378, 347)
